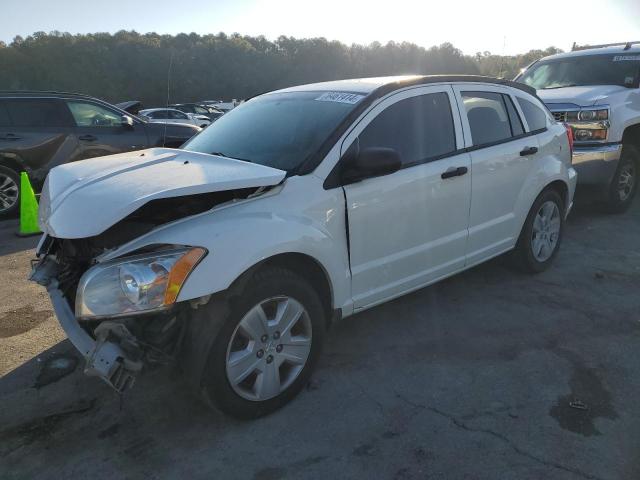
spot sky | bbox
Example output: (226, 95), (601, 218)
(2, 0), (639, 55)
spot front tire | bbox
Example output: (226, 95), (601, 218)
(199, 267), (326, 419)
(605, 143), (638, 213)
(513, 188), (565, 273)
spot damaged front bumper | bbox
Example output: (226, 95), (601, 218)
(31, 257), (143, 392)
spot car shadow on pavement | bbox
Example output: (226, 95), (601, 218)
(0, 220), (40, 256)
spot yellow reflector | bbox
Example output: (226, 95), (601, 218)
(164, 247), (207, 304)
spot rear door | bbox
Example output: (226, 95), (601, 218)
(341, 85), (472, 308)
(0, 97), (78, 185)
(66, 99), (149, 160)
(451, 85), (542, 265)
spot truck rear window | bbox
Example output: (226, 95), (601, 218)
(518, 54), (640, 89)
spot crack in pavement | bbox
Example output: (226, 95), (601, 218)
(395, 393), (605, 480)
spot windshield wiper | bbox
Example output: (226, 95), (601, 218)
(541, 84), (579, 90)
(209, 151), (253, 163)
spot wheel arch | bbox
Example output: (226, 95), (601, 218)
(544, 179), (569, 211)
(622, 123), (640, 149)
(229, 252), (336, 325)
(0, 154), (25, 174)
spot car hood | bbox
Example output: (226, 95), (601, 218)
(537, 85), (627, 108)
(39, 148), (286, 239)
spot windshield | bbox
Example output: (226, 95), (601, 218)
(518, 54), (640, 89)
(182, 91), (364, 172)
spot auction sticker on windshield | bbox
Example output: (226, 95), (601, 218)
(315, 92), (365, 104)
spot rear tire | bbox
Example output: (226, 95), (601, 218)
(513, 188), (565, 273)
(199, 267), (326, 419)
(0, 166), (20, 219)
(605, 143), (638, 213)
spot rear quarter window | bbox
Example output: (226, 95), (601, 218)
(516, 97), (548, 132)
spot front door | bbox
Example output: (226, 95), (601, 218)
(65, 99), (149, 161)
(341, 86), (472, 309)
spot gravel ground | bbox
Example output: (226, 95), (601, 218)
(0, 196), (639, 480)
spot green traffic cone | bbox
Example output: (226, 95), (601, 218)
(17, 172), (41, 237)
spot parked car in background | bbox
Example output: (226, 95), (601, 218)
(516, 41), (640, 212)
(200, 99), (240, 112)
(31, 75), (576, 418)
(139, 108), (211, 128)
(170, 103), (224, 122)
(0, 92), (201, 217)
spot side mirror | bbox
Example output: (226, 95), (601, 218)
(341, 146), (402, 184)
(121, 115), (134, 128)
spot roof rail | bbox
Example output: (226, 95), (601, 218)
(572, 41), (640, 51)
(0, 90), (94, 98)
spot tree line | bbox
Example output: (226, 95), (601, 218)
(0, 31), (562, 106)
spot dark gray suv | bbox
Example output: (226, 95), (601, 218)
(0, 92), (201, 217)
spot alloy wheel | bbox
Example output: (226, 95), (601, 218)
(617, 162), (636, 202)
(0, 173), (19, 213)
(225, 296), (312, 401)
(531, 200), (561, 262)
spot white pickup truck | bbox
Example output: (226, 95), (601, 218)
(516, 42), (640, 212)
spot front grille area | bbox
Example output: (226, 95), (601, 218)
(552, 111), (567, 122)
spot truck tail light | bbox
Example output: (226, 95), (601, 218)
(564, 123), (574, 160)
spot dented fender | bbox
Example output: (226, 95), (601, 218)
(97, 175), (354, 315)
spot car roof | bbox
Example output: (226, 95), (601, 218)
(139, 108), (181, 113)
(270, 75), (536, 97)
(538, 44), (640, 61)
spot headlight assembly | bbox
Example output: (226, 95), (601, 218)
(566, 109), (609, 122)
(76, 247), (206, 319)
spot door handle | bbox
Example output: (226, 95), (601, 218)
(79, 134), (97, 141)
(441, 166), (468, 179)
(519, 146), (538, 156)
(0, 133), (21, 140)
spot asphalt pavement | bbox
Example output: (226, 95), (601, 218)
(1, 197), (639, 480)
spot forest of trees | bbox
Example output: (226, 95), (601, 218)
(0, 31), (562, 106)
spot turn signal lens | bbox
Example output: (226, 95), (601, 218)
(164, 247), (207, 304)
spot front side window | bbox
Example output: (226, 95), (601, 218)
(67, 101), (122, 127)
(518, 54), (640, 89)
(3, 99), (72, 127)
(462, 92), (513, 146)
(357, 92), (456, 167)
(183, 91), (362, 172)
(516, 97), (547, 131)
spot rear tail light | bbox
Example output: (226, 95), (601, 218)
(564, 123), (574, 161)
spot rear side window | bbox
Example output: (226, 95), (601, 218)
(461, 92), (513, 146)
(3, 99), (72, 127)
(169, 110), (188, 120)
(147, 111), (167, 119)
(358, 92), (456, 167)
(516, 97), (548, 131)
(0, 102), (11, 127)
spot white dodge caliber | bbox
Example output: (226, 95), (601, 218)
(31, 75), (577, 418)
